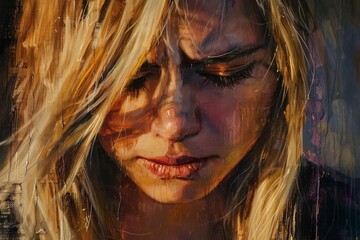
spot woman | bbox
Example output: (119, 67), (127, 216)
(0, 0), (358, 239)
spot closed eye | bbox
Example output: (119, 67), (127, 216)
(125, 63), (160, 98)
(197, 61), (256, 88)
(125, 75), (149, 98)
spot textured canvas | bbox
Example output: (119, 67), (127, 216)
(0, 0), (359, 239)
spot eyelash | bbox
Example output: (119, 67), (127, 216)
(125, 75), (148, 98)
(198, 62), (256, 89)
(125, 62), (256, 97)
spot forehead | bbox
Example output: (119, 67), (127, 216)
(174, 0), (265, 60)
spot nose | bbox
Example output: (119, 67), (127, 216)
(151, 79), (201, 142)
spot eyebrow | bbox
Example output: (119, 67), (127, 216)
(182, 43), (268, 66)
(137, 61), (161, 71)
(138, 43), (269, 71)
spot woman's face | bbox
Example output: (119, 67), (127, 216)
(98, 0), (278, 203)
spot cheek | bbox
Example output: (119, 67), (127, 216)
(196, 80), (277, 146)
(100, 94), (153, 134)
(98, 95), (154, 158)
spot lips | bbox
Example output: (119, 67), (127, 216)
(140, 156), (209, 179)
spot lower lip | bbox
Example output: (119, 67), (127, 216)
(141, 159), (206, 179)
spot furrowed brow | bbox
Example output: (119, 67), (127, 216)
(181, 43), (268, 67)
(204, 43), (267, 63)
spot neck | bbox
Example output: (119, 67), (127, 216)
(105, 175), (228, 240)
(88, 144), (256, 239)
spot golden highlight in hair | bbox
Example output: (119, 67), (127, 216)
(0, 0), (311, 239)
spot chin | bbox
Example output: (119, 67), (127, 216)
(138, 179), (215, 204)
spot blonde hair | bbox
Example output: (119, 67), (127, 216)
(1, 0), (310, 239)
(245, 1), (309, 239)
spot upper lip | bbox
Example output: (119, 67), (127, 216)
(140, 155), (210, 166)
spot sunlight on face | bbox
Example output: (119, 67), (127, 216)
(98, 0), (278, 203)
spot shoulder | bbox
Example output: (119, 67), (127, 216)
(296, 160), (360, 239)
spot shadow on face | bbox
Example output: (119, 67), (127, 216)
(98, 0), (278, 203)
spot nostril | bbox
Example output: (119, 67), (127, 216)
(151, 104), (201, 142)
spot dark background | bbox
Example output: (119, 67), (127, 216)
(0, 0), (19, 158)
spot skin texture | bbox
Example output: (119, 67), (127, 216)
(98, 0), (278, 204)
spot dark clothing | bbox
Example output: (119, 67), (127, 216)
(0, 160), (359, 239)
(295, 161), (360, 239)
